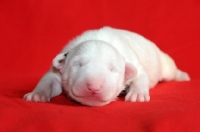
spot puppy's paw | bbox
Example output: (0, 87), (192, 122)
(125, 91), (150, 102)
(23, 92), (50, 102)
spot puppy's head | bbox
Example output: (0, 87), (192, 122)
(53, 40), (137, 106)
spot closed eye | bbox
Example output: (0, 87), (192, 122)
(72, 56), (89, 68)
(110, 67), (118, 73)
(108, 64), (118, 73)
(73, 61), (82, 67)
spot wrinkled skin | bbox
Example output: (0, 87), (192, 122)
(24, 27), (190, 106)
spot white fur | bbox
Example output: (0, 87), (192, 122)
(23, 26), (190, 106)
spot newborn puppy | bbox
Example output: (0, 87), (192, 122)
(23, 26), (190, 106)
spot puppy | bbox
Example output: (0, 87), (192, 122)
(24, 26), (190, 106)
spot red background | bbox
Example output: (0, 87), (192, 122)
(0, 0), (200, 131)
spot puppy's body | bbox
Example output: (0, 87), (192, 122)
(24, 27), (190, 106)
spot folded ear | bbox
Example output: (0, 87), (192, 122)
(124, 63), (137, 82)
(52, 53), (68, 69)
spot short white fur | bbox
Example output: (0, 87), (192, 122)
(23, 27), (190, 106)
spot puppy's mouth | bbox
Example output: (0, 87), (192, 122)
(64, 85), (119, 106)
(67, 93), (112, 106)
(72, 92), (101, 98)
(67, 88), (115, 104)
(71, 92), (108, 102)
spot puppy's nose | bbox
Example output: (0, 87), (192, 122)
(86, 76), (104, 93)
(87, 84), (100, 93)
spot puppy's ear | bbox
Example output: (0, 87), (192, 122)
(124, 63), (137, 82)
(52, 53), (68, 69)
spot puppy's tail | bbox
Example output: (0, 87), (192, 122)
(175, 70), (190, 81)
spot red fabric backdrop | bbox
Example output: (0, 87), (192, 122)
(0, 0), (200, 131)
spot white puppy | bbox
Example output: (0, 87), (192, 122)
(23, 27), (190, 106)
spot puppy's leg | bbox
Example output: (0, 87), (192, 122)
(125, 74), (150, 102)
(23, 70), (62, 102)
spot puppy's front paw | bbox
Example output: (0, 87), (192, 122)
(125, 91), (150, 102)
(23, 92), (50, 102)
